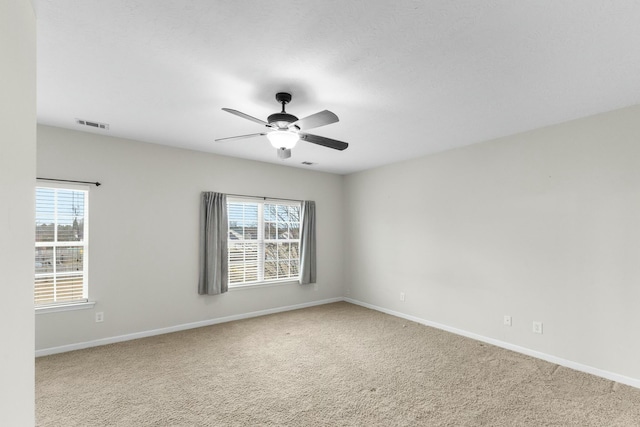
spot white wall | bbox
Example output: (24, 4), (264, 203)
(36, 125), (344, 351)
(0, 0), (36, 424)
(344, 105), (640, 382)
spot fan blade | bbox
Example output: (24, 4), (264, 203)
(289, 110), (339, 130)
(299, 133), (348, 151)
(215, 133), (266, 142)
(222, 108), (272, 127)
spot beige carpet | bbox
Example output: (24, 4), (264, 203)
(36, 302), (640, 426)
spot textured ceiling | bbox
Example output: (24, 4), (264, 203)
(35, 1), (640, 175)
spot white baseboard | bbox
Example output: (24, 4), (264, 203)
(35, 297), (342, 357)
(35, 295), (640, 390)
(344, 297), (640, 390)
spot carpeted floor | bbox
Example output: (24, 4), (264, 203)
(36, 302), (640, 426)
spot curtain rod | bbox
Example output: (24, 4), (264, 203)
(225, 193), (301, 203)
(37, 177), (101, 186)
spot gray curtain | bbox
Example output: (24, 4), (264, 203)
(198, 192), (228, 295)
(299, 200), (316, 284)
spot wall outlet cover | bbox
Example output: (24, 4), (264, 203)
(504, 315), (512, 326)
(533, 321), (543, 334)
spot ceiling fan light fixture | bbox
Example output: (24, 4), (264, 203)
(267, 130), (299, 149)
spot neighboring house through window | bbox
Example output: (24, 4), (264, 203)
(227, 197), (301, 286)
(35, 185), (89, 306)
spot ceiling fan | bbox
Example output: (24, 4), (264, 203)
(215, 92), (348, 159)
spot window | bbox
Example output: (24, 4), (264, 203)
(227, 197), (301, 286)
(35, 185), (89, 306)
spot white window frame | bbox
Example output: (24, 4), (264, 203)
(227, 196), (301, 288)
(34, 183), (90, 308)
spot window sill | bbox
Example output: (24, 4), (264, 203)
(229, 279), (299, 291)
(35, 301), (96, 314)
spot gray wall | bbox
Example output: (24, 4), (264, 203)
(344, 105), (640, 382)
(36, 125), (344, 350)
(0, 0), (36, 424)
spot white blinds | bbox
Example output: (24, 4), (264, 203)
(35, 186), (89, 305)
(227, 198), (301, 285)
(228, 202), (260, 283)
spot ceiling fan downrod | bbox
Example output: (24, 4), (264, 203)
(275, 92), (292, 113)
(268, 93), (298, 127)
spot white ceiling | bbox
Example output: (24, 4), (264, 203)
(35, 1), (640, 175)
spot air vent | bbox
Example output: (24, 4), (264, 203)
(75, 118), (109, 130)
(301, 161), (315, 166)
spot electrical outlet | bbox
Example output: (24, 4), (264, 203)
(400, 292), (405, 302)
(532, 321), (543, 334)
(503, 315), (512, 326)
(95, 312), (104, 323)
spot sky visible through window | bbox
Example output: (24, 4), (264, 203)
(36, 188), (85, 242)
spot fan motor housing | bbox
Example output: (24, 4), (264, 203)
(268, 112), (298, 127)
